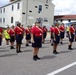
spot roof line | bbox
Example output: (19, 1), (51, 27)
(54, 15), (76, 16)
(0, 0), (22, 9)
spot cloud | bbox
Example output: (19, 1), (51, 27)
(52, 0), (76, 15)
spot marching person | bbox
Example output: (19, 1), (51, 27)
(31, 22), (43, 61)
(74, 25), (76, 41)
(14, 22), (23, 53)
(59, 23), (65, 44)
(20, 25), (25, 44)
(0, 27), (3, 46)
(66, 26), (69, 38)
(53, 23), (60, 54)
(29, 26), (32, 43)
(42, 26), (47, 43)
(8, 25), (15, 49)
(25, 26), (31, 46)
(4, 26), (10, 47)
(68, 24), (75, 50)
(50, 25), (54, 46)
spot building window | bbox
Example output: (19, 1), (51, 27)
(35, 6), (37, 8)
(0, 9), (2, 13)
(29, 10), (32, 13)
(61, 19), (63, 22)
(44, 18), (48, 22)
(3, 8), (5, 13)
(46, 7), (48, 9)
(36, 18), (42, 23)
(56, 20), (58, 22)
(68, 19), (71, 22)
(38, 5), (42, 13)
(12, 5), (14, 11)
(22, 12), (25, 14)
(3, 18), (5, 23)
(0, 18), (2, 23)
(17, 3), (20, 9)
(11, 17), (13, 23)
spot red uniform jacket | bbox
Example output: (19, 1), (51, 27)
(25, 28), (31, 34)
(43, 28), (47, 33)
(54, 27), (60, 35)
(8, 29), (15, 36)
(32, 26), (43, 37)
(70, 26), (75, 34)
(59, 26), (65, 32)
(50, 27), (54, 33)
(14, 26), (23, 35)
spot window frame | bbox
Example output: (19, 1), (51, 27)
(3, 8), (5, 13)
(0, 18), (2, 23)
(38, 5), (42, 13)
(11, 17), (14, 23)
(12, 5), (14, 11)
(17, 3), (20, 10)
(3, 18), (5, 23)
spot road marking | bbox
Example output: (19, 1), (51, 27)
(47, 62), (76, 75)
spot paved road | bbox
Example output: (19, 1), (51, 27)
(0, 36), (76, 75)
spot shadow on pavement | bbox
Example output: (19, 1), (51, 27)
(62, 42), (68, 44)
(0, 47), (6, 49)
(0, 53), (18, 57)
(41, 55), (56, 60)
(73, 47), (76, 50)
(22, 50), (32, 53)
(59, 51), (71, 54)
(43, 42), (50, 44)
(21, 47), (26, 49)
(0, 50), (9, 52)
(41, 46), (49, 48)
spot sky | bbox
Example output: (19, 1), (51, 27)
(0, 0), (76, 15)
(52, 0), (76, 15)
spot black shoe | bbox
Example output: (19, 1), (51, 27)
(33, 56), (37, 61)
(19, 50), (22, 53)
(51, 43), (53, 46)
(42, 42), (44, 44)
(36, 55), (40, 60)
(53, 51), (59, 54)
(53, 51), (57, 54)
(29, 41), (31, 43)
(26, 44), (29, 47)
(56, 51), (59, 54)
(16, 50), (19, 53)
(12, 47), (15, 49)
(68, 48), (73, 50)
(60, 42), (63, 45)
(10, 46), (13, 49)
(68, 45), (73, 50)
(12, 46), (15, 49)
